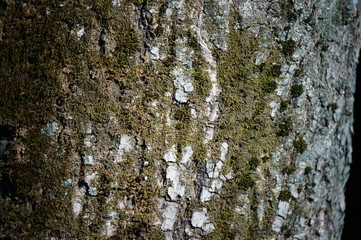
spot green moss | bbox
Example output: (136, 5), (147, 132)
(0, 1), (91, 236)
(282, 164), (296, 175)
(281, 226), (292, 238)
(183, 30), (212, 101)
(207, 9), (281, 239)
(304, 166), (312, 175)
(277, 117), (292, 137)
(294, 68), (302, 78)
(279, 0), (297, 22)
(192, 56), (211, 99)
(279, 39), (297, 57)
(269, 64), (282, 77)
(327, 103), (338, 113)
(320, 44), (329, 52)
(113, 26), (140, 68)
(249, 157), (260, 171)
(187, 30), (199, 49)
(263, 80), (278, 93)
(293, 137), (307, 154)
(128, 0), (147, 5)
(279, 100), (290, 112)
(238, 173), (256, 191)
(333, 0), (351, 25)
(315, 40), (329, 52)
(278, 190), (292, 201)
(305, 182), (316, 190)
(0, 2), (164, 238)
(303, 15), (313, 25)
(262, 155), (271, 163)
(290, 84), (304, 98)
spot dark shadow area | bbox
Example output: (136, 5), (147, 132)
(342, 52), (361, 239)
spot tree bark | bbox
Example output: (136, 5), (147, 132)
(0, 0), (360, 239)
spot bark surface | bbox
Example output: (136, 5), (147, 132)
(0, 0), (360, 239)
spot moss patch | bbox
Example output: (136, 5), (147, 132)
(277, 117), (292, 137)
(0, 1), (164, 238)
(278, 190), (292, 201)
(279, 39), (297, 57)
(207, 9), (282, 239)
(290, 84), (304, 98)
(327, 103), (338, 113)
(293, 137), (307, 154)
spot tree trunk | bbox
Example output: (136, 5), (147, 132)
(0, 0), (360, 239)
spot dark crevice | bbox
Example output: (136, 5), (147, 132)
(0, 125), (15, 142)
(342, 51), (361, 239)
(0, 173), (16, 199)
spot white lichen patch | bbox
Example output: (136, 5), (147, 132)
(164, 145), (177, 162)
(191, 208), (214, 233)
(269, 101), (279, 118)
(200, 141), (229, 202)
(84, 135), (96, 147)
(180, 145), (193, 164)
(209, 179), (223, 193)
(84, 154), (94, 165)
(166, 164), (185, 200)
(103, 221), (116, 238)
(63, 178), (72, 186)
(277, 201), (290, 218)
(171, 36), (195, 103)
(203, 126), (214, 144)
(103, 211), (118, 238)
(200, 187), (212, 202)
(175, 89), (189, 103)
(84, 172), (97, 185)
(42, 121), (59, 137)
(166, 164), (181, 183)
(72, 187), (86, 216)
(191, 209), (208, 227)
(220, 142), (228, 161)
(257, 199), (265, 222)
(118, 196), (133, 210)
(161, 203), (179, 231)
(202, 223), (216, 234)
(76, 27), (85, 39)
(150, 46), (160, 60)
(206, 160), (223, 178)
(272, 216), (284, 232)
(115, 135), (135, 163)
(111, 0), (121, 7)
(172, 67), (194, 92)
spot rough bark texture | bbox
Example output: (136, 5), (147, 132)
(0, 0), (360, 239)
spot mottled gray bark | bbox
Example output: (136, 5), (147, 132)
(0, 0), (360, 239)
